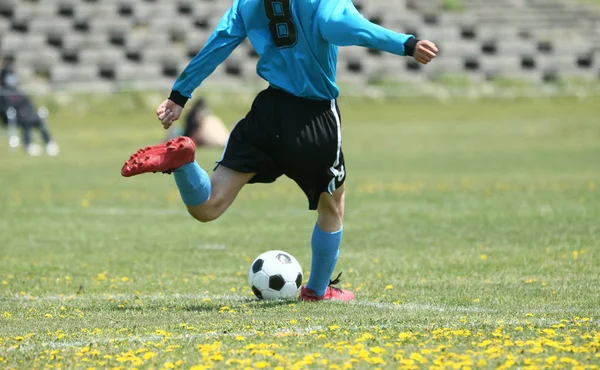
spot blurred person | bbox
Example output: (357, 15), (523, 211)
(0, 55), (59, 156)
(166, 98), (229, 148)
(122, 0), (438, 301)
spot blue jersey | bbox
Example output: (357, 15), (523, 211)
(170, 0), (415, 104)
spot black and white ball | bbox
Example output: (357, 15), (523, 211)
(248, 250), (303, 300)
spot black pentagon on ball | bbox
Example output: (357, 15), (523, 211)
(252, 286), (263, 299)
(269, 274), (286, 291)
(295, 272), (302, 289)
(276, 253), (292, 264)
(252, 259), (264, 273)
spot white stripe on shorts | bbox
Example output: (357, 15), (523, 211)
(328, 99), (342, 193)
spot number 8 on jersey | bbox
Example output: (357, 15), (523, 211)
(264, 0), (298, 48)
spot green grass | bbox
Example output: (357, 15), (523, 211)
(1, 93), (599, 369)
(441, 0), (466, 12)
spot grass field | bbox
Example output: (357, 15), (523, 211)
(1, 92), (599, 369)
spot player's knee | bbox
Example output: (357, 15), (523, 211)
(317, 186), (345, 226)
(186, 194), (227, 223)
(187, 207), (219, 223)
(318, 199), (343, 219)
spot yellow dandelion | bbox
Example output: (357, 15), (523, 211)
(410, 352), (427, 363)
(328, 325), (340, 330)
(142, 352), (156, 360)
(2, 281), (7, 285)
(3, 312), (11, 318)
(120, 276), (129, 282)
(400, 358), (415, 366)
(163, 363), (175, 369)
(370, 347), (386, 354)
(289, 319), (298, 325)
(235, 336), (245, 341)
(473, 298), (480, 302)
(44, 313), (53, 318)
(385, 285), (393, 290)
(211, 353), (224, 361)
(255, 361), (270, 369)
(368, 356), (385, 365)
(480, 254), (488, 260)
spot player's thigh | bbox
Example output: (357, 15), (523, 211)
(316, 183), (345, 232)
(186, 165), (255, 221)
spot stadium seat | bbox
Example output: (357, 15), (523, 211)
(0, 0), (598, 88)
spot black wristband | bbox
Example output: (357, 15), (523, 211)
(168, 90), (188, 108)
(404, 37), (419, 57)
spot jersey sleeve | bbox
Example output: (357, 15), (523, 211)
(317, 0), (416, 57)
(170, 1), (246, 107)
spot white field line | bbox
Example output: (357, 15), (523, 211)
(5, 293), (250, 302)
(5, 293), (600, 316)
(351, 301), (600, 316)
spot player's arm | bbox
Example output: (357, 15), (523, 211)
(317, 0), (437, 63)
(158, 2), (246, 128)
(169, 4), (246, 108)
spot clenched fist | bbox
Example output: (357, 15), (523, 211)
(157, 99), (184, 129)
(414, 40), (438, 65)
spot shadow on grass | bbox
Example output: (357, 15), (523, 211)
(185, 298), (295, 312)
(109, 298), (295, 312)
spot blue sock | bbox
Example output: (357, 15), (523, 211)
(306, 223), (343, 297)
(173, 162), (211, 206)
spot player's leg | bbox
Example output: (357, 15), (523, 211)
(122, 136), (254, 223)
(185, 165), (254, 222)
(21, 119), (42, 156)
(316, 183), (345, 232)
(274, 92), (354, 302)
(32, 116), (59, 156)
(303, 182), (348, 293)
(122, 89), (280, 222)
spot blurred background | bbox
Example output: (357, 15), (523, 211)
(0, 0), (599, 95)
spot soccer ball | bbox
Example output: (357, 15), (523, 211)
(248, 250), (303, 300)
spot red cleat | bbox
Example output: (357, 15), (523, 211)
(121, 136), (196, 177)
(299, 273), (355, 302)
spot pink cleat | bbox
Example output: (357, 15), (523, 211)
(299, 273), (355, 302)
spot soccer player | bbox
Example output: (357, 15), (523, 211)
(121, 0), (438, 301)
(0, 56), (59, 156)
(165, 98), (230, 148)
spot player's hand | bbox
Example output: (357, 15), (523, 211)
(414, 40), (438, 65)
(156, 99), (183, 129)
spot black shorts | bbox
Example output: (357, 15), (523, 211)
(215, 86), (346, 210)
